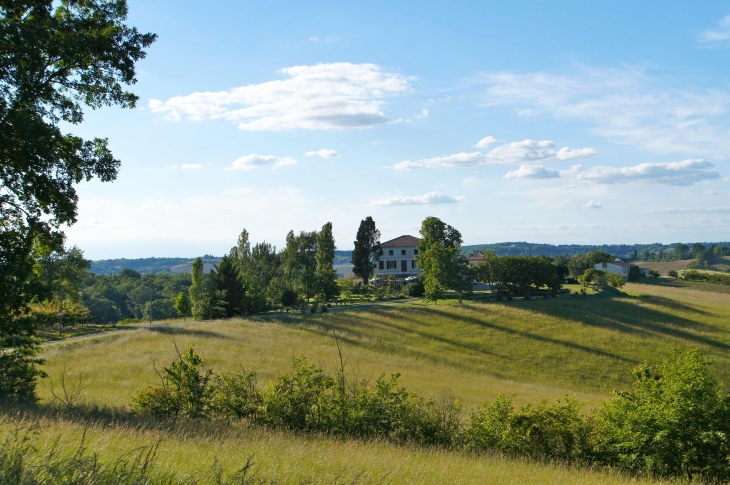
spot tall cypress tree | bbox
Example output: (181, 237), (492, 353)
(316, 222), (339, 304)
(351, 217), (381, 286)
(189, 257), (205, 320)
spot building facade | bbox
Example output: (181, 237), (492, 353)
(595, 258), (650, 279)
(371, 235), (422, 287)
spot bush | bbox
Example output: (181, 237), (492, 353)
(281, 288), (298, 306)
(0, 344), (46, 402)
(465, 394), (592, 463)
(595, 348), (730, 481)
(666, 269), (679, 279)
(405, 279), (424, 297)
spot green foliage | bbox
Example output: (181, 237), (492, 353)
(417, 217), (470, 303)
(681, 270), (730, 286)
(666, 269), (679, 279)
(405, 279), (424, 297)
(648, 269), (660, 279)
(189, 258), (205, 321)
(0, 0), (155, 337)
(133, 345), (214, 419)
(351, 216), (382, 285)
(567, 251), (613, 279)
(338, 279), (354, 303)
(465, 394), (593, 463)
(596, 348), (730, 481)
(174, 292), (191, 318)
(0, 344), (46, 402)
(315, 222), (339, 304)
(210, 255), (244, 317)
(578, 269), (624, 289)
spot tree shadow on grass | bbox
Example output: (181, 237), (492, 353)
(143, 326), (226, 339)
(474, 289), (730, 353)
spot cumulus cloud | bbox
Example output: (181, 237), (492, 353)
(149, 63), (410, 131)
(415, 109), (429, 119)
(394, 139), (596, 170)
(583, 200), (603, 209)
(181, 163), (203, 170)
(566, 159), (721, 186)
(479, 67), (730, 158)
(699, 15), (730, 43)
(474, 135), (497, 148)
(505, 164), (560, 179)
(371, 191), (462, 206)
(227, 154), (297, 170)
(305, 149), (341, 158)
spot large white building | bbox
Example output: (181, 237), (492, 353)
(371, 235), (422, 287)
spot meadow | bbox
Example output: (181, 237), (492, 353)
(3, 281), (729, 484)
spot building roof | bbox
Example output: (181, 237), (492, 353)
(601, 261), (638, 269)
(381, 235), (420, 248)
(468, 253), (485, 261)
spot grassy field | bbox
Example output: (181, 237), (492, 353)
(4, 281), (729, 483)
(636, 259), (693, 274)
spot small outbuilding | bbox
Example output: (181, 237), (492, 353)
(595, 258), (649, 281)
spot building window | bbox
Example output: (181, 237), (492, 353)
(401, 260), (407, 272)
(401, 249), (406, 255)
(388, 249), (394, 256)
(414, 249), (418, 255)
(411, 260), (416, 269)
(387, 260), (396, 269)
(379, 261), (384, 270)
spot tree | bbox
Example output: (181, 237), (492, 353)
(281, 230), (318, 301)
(648, 269), (660, 279)
(416, 217), (470, 303)
(1, 0), (156, 330)
(174, 292), (191, 321)
(667, 270), (679, 279)
(0, 0), (155, 400)
(338, 279), (354, 304)
(211, 255), (245, 317)
(351, 216), (381, 286)
(190, 258), (205, 321)
(673, 243), (689, 260)
(315, 222), (339, 304)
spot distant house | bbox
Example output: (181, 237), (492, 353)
(595, 258), (649, 279)
(371, 235), (422, 287)
(467, 253), (485, 267)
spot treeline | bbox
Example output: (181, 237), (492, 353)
(677, 270), (730, 286)
(136, 346), (730, 482)
(183, 224), (340, 320)
(89, 256), (221, 275)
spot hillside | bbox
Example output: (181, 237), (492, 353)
(11, 281), (726, 483)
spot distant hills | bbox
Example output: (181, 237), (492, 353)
(90, 243), (728, 275)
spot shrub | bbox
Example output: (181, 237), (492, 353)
(465, 394), (592, 463)
(133, 345), (214, 418)
(595, 348), (730, 482)
(405, 279), (424, 297)
(666, 269), (678, 279)
(0, 344), (46, 402)
(281, 288), (298, 306)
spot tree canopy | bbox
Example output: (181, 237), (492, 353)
(351, 216), (381, 285)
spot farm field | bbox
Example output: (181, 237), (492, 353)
(4, 282), (729, 484)
(635, 259), (693, 274)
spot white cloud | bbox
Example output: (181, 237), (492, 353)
(480, 67), (730, 158)
(642, 206), (730, 214)
(371, 191), (462, 206)
(699, 15), (730, 43)
(305, 149), (341, 158)
(566, 159), (721, 186)
(394, 139), (596, 170)
(583, 200), (603, 209)
(517, 109), (536, 116)
(505, 164), (560, 179)
(149, 63), (410, 131)
(474, 135), (497, 148)
(415, 109), (429, 119)
(227, 154), (297, 170)
(181, 163), (203, 170)
(309, 36), (320, 42)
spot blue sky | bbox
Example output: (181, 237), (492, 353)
(67, 1), (730, 259)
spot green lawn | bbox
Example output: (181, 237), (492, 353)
(5, 282), (728, 484)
